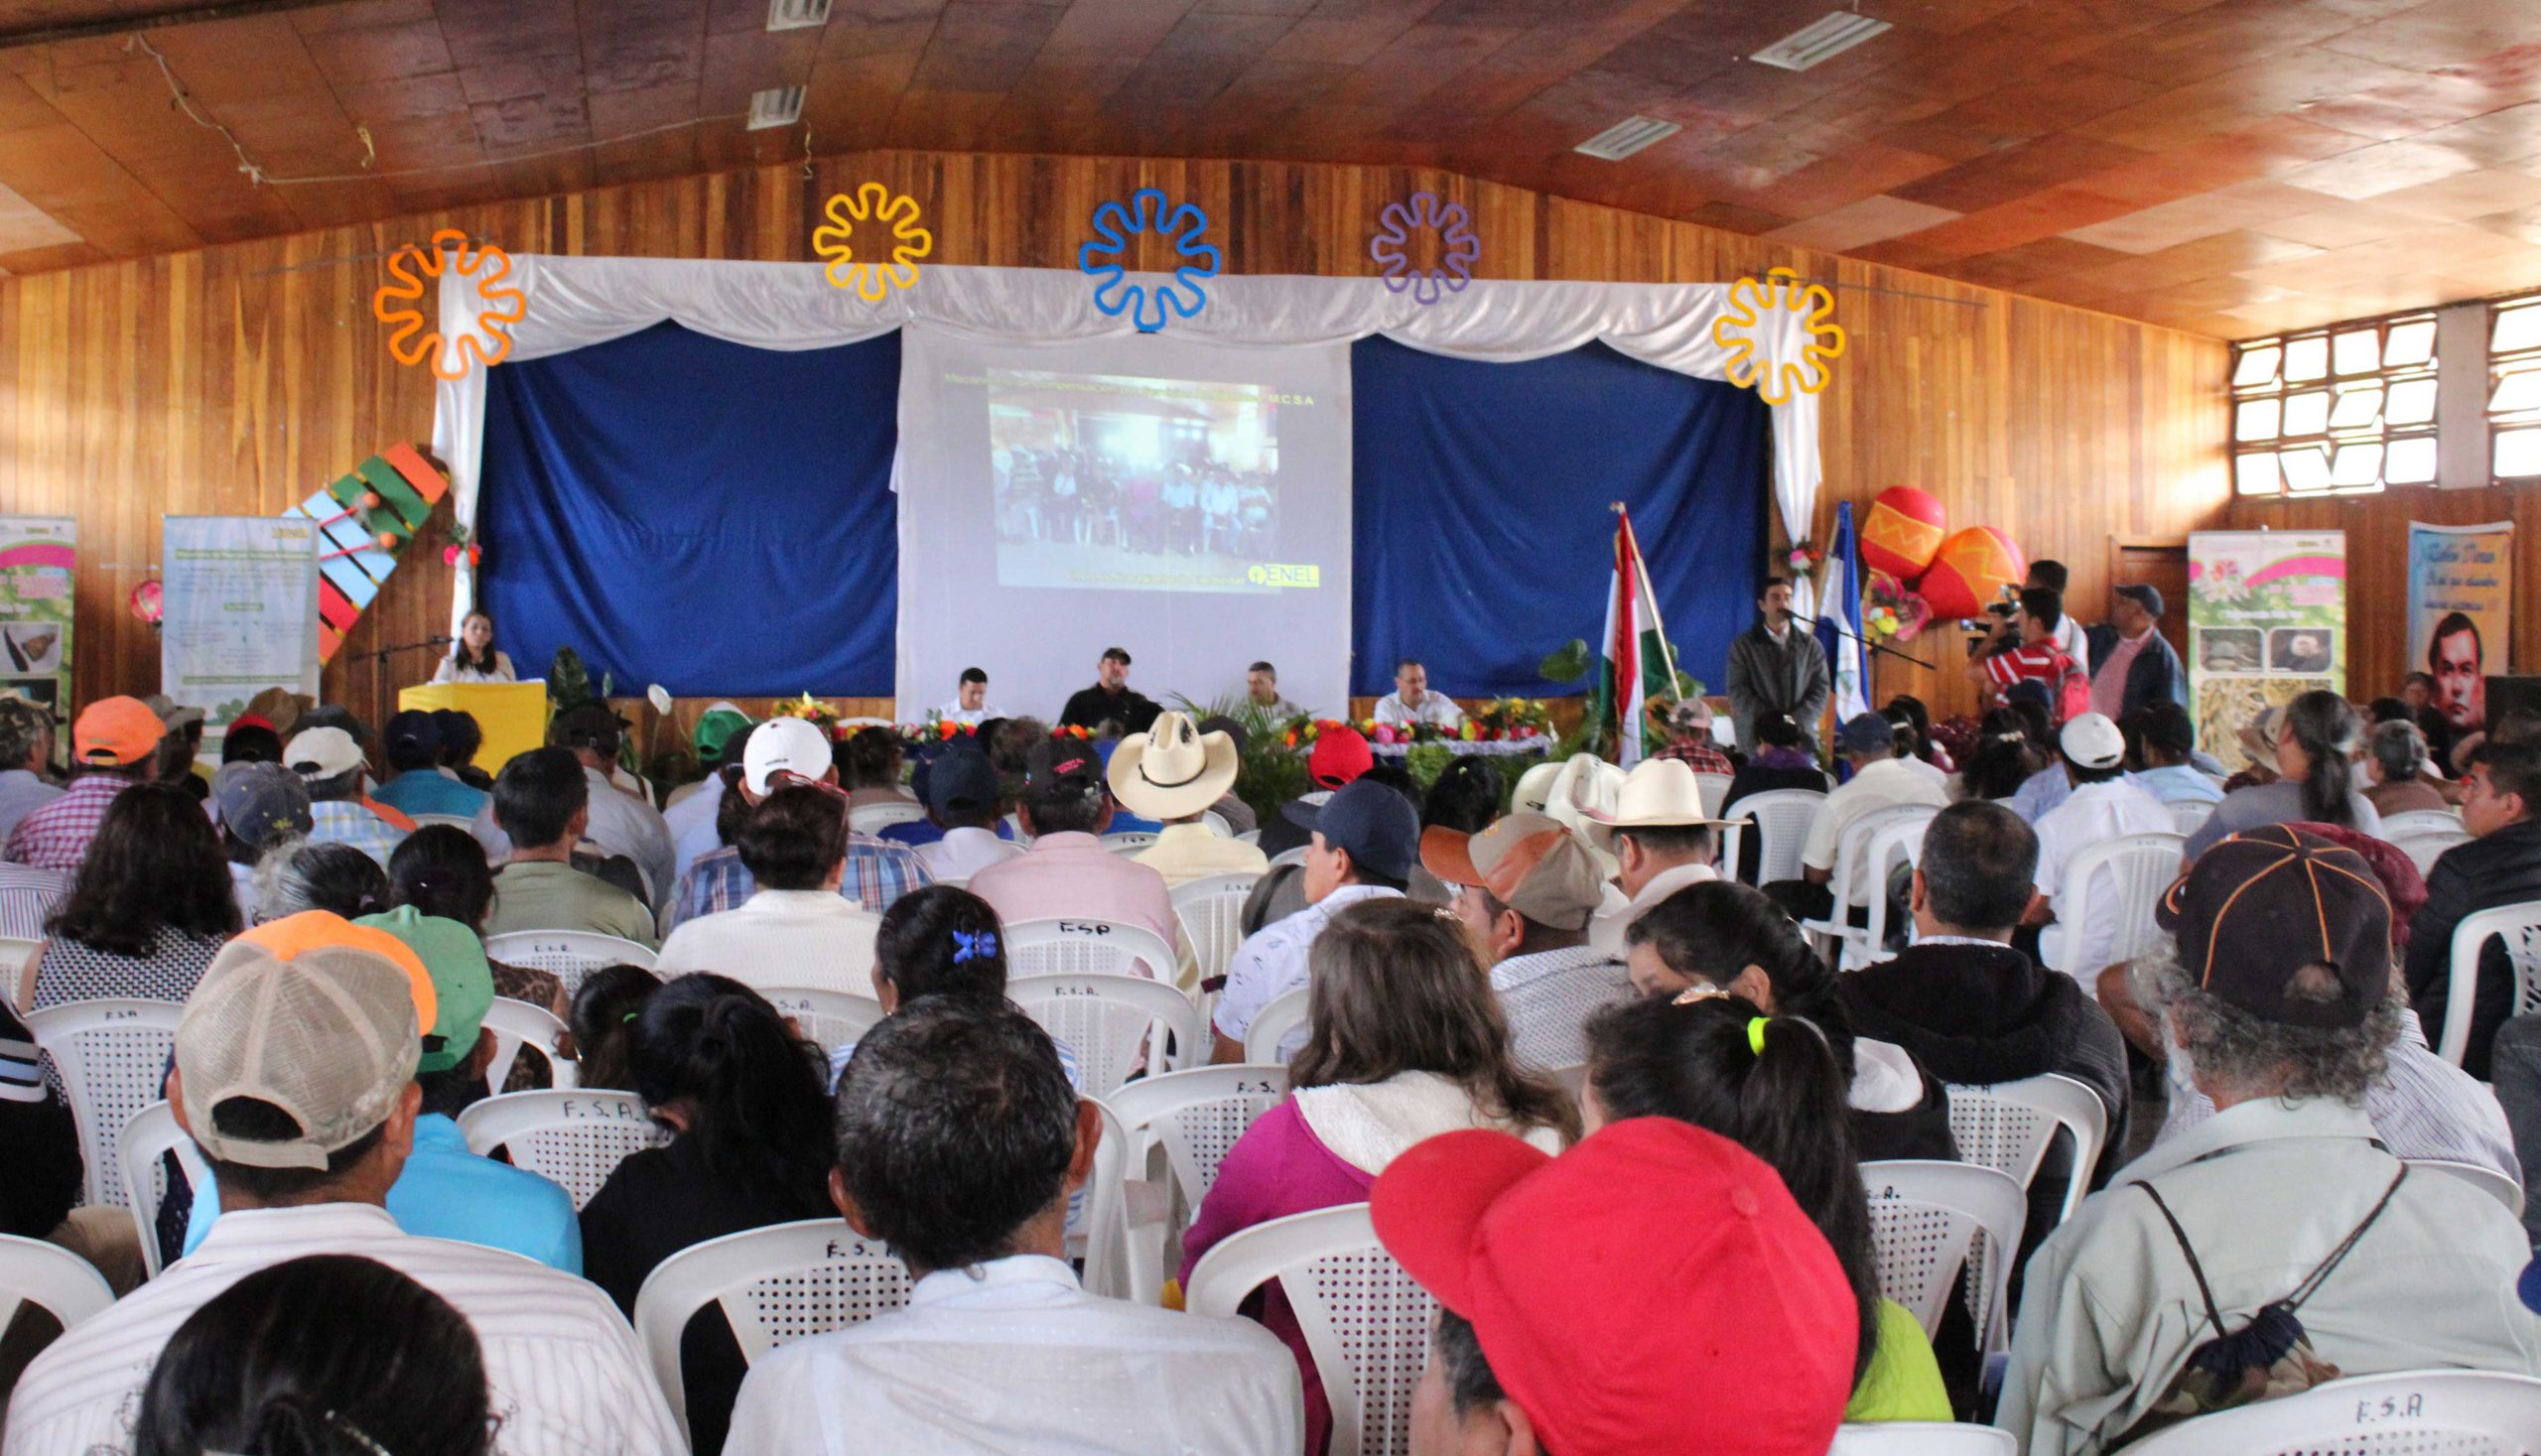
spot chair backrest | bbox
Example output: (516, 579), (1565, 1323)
(1078, 1097), (1134, 1301)
(1806, 802), (1928, 937)
(2041, 830), (2186, 977)
(1268, 845), (1309, 869)
(1100, 832), (1159, 856)
(757, 987), (886, 1055)
(480, 996), (576, 1092)
(1001, 811), (1032, 847)
(2167, 799), (2217, 838)
(2436, 899), (2541, 1065)
(0, 935), (37, 1004)
(1002, 916), (1178, 984)
(2379, 808), (2466, 838)
(1691, 771), (1732, 820)
(1245, 985), (1312, 1065)
(1859, 1159), (2028, 1356)
(1171, 873), (1263, 992)
(847, 801), (927, 836)
(118, 1099), (209, 1278)
(1186, 1203), (1435, 1456)
(1201, 809), (1234, 838)
(1828, 1424), (2018, 1455)
(2394, 826), (2473, 877)
(1738, 788), (1827, 885)
(27, 997), (185, 1208)
(1848, 815), (1935, 970)
(1943, 1074), (2109, 1228)
(1006, 973), (1203, 1099)
(2406, 1158), (2526, 1218)
(0, 1232), (115, 1336)
(1104, 1064), (1289, 1213)
(481, 931), (659, 996)
(2116, 1369), (2541, 1455)
(1234, 829), (1263, 846)
(456, 1089), (669, 1210)
(408, 812), (478, 831)
(631, 1219), (912, 1436)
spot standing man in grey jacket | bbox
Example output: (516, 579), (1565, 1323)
(1725, 577), (1831, 754)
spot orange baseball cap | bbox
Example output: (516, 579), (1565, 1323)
(72, 696), (167, 767)
(234, 910), (438, 1034)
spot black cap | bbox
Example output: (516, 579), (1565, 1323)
(929, 748), (1000, 817)
(2155, 825), (2390, 1029)
(384, 709), (440, 761)
(2115, 583), (2165, 618)
(1026, 737), (1102, 790)
(551, 703), (623, 752)
(1281, 778), (1419, 880)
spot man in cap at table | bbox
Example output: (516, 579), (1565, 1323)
(1423, 812), (1631, 1071)
(1113, 710), (1269, 888)
(1579, 758), (1729, 956)
(1373, 1119), (1858, 1455)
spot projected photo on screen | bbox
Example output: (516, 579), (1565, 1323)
(989, 369), (1294, 594)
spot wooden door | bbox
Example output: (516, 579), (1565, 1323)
(2108, 539), (2190, 663)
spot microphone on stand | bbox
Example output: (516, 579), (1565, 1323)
(425, 635), (455, 645)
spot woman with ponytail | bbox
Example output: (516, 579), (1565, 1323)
(579, 973), (832, 1456)
(2186, 688), (2382, 858)
(1623, 879), (1958, 1161)
(1584, 993), (1949, 1423)
(389, 824), (568, 1023)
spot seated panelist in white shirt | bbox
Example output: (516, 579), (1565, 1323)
(1372, 657), (1465, 729)
(726, 997), (1303, 1456)
(937, 666), (1001, 727)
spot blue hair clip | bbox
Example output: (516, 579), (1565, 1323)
(951, 928), (999, 964)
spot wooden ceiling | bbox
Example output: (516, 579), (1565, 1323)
(1, 0), (2538, 337)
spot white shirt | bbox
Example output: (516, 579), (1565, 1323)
(1490, 944), (1634, 1070)
(0, 860), (67, 939)
(727, 1254), (1301, 1456)
(474, 765), (676, 907)
(1372, 691), (1464, 728)
(919, 826), (1024, 882)
(937, 702), (1002, 726)
(2033, 778), (2173, 977)
(2, 1203), (683, 1456)
(1588, 860), (1717, 957)
(654, 886), (882, 994)
(1801, 758), (1949, 903)
(2050, 611), (2090, 678)
(664, 776), (728, 883)
(432, 648), (517, 684)
(1214, 883), (1403, 1043)
(0, 767), (63, 844)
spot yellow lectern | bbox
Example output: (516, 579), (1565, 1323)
(398, 680), (547, 776)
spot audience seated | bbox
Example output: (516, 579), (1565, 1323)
(186, 911), (580, 1272)
(2028, 714), (2171, 976)
(138, 698), (206, 808)
(1583, 758), (1722, 955)
(668, 718), (930, 930)
(1372, 1118), (1856, 1456)
(0, 698), (61, 843)
(20, 781), (237, 1012)
(1255, 724), (1373, 858)
(2218, 704), (2284, 795)
(1767, 712), (1946, 923)
(483, 747), (659, 947)
(389, 825), (569, 1021)
(2000, 829), (2541, 1456)
(216, 715), (282, 767)
(284, 724), (409, 867)
(1423, 812), (1630, 1070)
(2186, 691), (2380, 858)
(135, 1255), (491, 1456)
(0, 993), (113, 1326)
(1654, 696), (1735, 775)
(473, 705), (675, 905)
(839, 726), (917, 813)
(2362, 718), (2449, 818)
(656, 785), (880, 993)
(432, 708), (495, 792)
(2409, 742), (2541, 1082)
(5, 696), (160, 870)
(369, 709), (490, 820)
(582, 974), (836, 1456)
(901, 746), (1022, 879)
(213, 761), (311, 921)
(1586, 991), (1948, 1422)
(566, 964), (660, 1091)
(1182, 897), (1572, 1451)
(1625, 882), (1956, 1161)
(1115, 712), (1270, 885)
(969, 737), (1173, 965)
(1419, 756), (1503, 835)
(663, 705), (750, 874)
(3, 924), (683, 1456)
(252, 839), (390, 923)
(2120, 701), (2223, 806)
(1212, 777), (1418, 1061)
(729, 998), (1301, 1455)
(1955, 707), (2040, 803)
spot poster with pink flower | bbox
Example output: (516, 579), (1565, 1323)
(2188, 530), (2345, 763)
(0, 516), (74, 723)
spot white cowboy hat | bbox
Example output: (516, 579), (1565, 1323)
(1107, 711), (1240, 821)
(1579, 758), (1733, 853)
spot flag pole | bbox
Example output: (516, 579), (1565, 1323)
(1610, 501), (1683, 712)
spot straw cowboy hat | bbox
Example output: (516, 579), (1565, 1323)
(1579, 758), (1734, 854)
(1108, 711), (1240, 821)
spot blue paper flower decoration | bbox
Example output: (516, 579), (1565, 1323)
(1078, 188), (1222, 333)
(1370, 192), (1480, 305)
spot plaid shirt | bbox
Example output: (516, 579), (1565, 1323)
(307, 799), (410, 869)
(666, 835), (932, 932)
(1656, 741), (1735, 776)
(4, 774), (133, 872)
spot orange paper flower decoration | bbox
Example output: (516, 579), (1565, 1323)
(372, 230), (527, 381)
(812, 184), (933, 301)
(1711, 266), (1845, 405)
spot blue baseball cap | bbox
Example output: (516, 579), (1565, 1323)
(928, 748), (1000, 818)
(2520, 1256), (2541, 1315)
(1282, 778), (1419, 880)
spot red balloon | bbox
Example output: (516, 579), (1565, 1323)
(1918, 526), (2027, 620)
(1860, 485), (1948, 580)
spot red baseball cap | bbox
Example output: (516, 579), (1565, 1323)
(1307, 724), (1373, 789)
(1372, 1120), (1857, 1455)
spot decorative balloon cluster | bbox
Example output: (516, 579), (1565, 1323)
(1857, 485), (2027, 642)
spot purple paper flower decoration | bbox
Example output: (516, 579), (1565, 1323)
(1370, 193), (1480, 305)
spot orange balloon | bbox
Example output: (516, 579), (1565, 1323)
(1861, 485), (1947, 580)
(1918, 526), (2026, 619)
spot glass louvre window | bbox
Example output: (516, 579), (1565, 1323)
(2232, 311), (2438, 496)
(2492, 296), (2541, 482)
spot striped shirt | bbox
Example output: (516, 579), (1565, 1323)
(0, 861), (67, 939)
(665, 838), (932, 932)
(306, 798), (410, 868)
(3, 773), (132, 870)
(2, 1203), (685, 1456)
(1489, 944), (1636, 1071)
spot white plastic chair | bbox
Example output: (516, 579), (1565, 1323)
(482, 931), (658, 996)
(1734, 788), (1826, 885)
(480, 996), (576, 1091)
(1944, 1074), (2109, 1228)
(1100, 831), (1160, 855)
(0, 1232), (114, 1335)
(27, 997), (184, 1208)
(1187, 1203), (1434, 1456)
(847, 801), (926, 836)
(632, 1219), (912, 1438)
(1006, 973), (1203, 1100)
(758, 986), (885, 1055)
(2117, 1369), (2541, 1455)
(118, 1099), (209, 1278)
(1806, 804), (1937, 970)
(1105, 1064), (1288, 1240)
(2380, 808), (2466, 838)
(457, 1089), (669, 1210)
(1001, 811), (1032, 847)
(1244, 985), (1311, 1065)
(1003, 916), (1177, 983)
(1691, 770), (1732, 819)
(1235, 829), (1263, 846)
(1268, 845), (1309, 869)
(1859, 1159), (2027, 1358)
(1201, 810), (1234, 838)
(1852, 817), (1932, 971)
(2407, 1157), (2526, 1217)
(2434, 899), (2541, 1067)
(2167, 799), (2217, 838)
(1829, 1425), (2016, 1455)
(0, 935), (36, 1007)
(1078, 1097), (1134, 1301)
(1171, 872), (1263, 993)
(2394, 826), (2473, 876)
(408, 812), (478, 831)
(2041, 830), (2186, 979)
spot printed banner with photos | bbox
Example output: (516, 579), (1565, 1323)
(0, 516), (73, 727)
(2406, 520), (2511, 737)
(2188, 530), (2347, 765)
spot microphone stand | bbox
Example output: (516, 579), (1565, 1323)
(1789, 611), (1935, 672)
(362, 637), (451, 741)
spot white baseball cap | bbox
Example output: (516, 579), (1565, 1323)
(2059, 712), (2126, 771)
(284, 726), (364, 780)
(744, 717), (834, 795)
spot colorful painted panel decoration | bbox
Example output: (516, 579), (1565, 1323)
(284, 443), (449, 662)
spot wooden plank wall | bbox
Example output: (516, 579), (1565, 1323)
(0, 150), (2232, 728)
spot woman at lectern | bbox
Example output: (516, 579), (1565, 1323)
(432, 608), (516, 684)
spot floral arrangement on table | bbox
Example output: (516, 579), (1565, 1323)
(1864, 571), (1933, 642)
(1785, 538), (1822, 575)
(769, 692), (841, 733)
(1471, 698), (1554, 741)
(901, 714), (981, 746)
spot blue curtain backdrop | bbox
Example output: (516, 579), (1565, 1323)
(1349, 336), (1769, 698)
(479, 322), (903, 697)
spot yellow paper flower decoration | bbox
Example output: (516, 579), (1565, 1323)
(372, 229), (527, 381)
(1711, 266), (1845, 405)
(813, 184), (932, 301)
